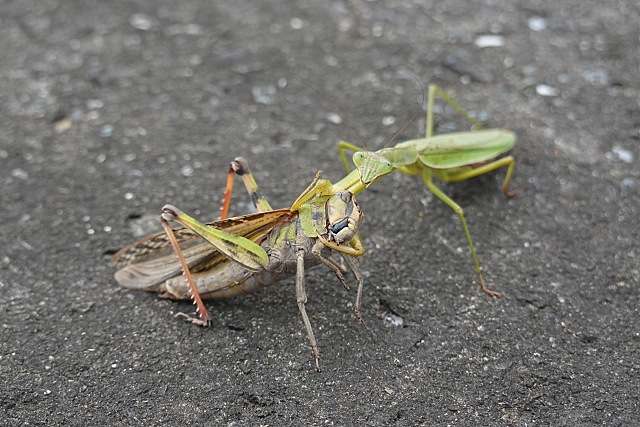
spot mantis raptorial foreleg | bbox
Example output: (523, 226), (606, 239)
(218, 157), (368, 328)
(221, 157), (334, 219)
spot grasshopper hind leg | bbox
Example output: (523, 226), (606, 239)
(160, 209), (212, 326)
(220, 157), (273, 219)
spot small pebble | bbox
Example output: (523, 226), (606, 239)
(528, 16), (548, 32)
(536, 84), (558, 97)
(100, 124), (114, 137)
(130, 14), (153, 31)
(475, 35), (505, 48)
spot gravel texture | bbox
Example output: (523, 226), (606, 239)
(1, 0), (639, 425)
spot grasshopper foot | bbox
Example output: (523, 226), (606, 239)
(175, 312), (211, 327)
(354, 307), (366, 326)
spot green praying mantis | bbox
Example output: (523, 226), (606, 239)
(223, 82), (517, 296)
(324, 83), (518, 296)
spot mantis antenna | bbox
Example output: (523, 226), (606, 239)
(294, 78), (368, 152)
(296, 72), (424, 153)
(380, 70), (425, 150)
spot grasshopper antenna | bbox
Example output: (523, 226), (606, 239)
(381, 70), (425, 150)
(294, 78), (368, 152)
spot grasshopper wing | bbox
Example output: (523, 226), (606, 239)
(112, 209), (291, 290)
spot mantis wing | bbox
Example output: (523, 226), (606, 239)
(400, 129), (516, 169)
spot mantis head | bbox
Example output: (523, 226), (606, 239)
(353, 151), (393, 187)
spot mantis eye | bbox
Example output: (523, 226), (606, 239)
(378, 160), (393, 175)
(353, 152), (364, 167)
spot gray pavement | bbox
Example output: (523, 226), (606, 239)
(1, 0), (638, 425)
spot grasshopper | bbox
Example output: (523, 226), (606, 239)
(112, 161), (365, 371)
(225, 84), (517, 296)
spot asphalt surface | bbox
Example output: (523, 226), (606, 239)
(1, 0), (639, 425)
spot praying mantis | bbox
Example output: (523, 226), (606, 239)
(112, 160), (365, 371)
(223, 82), (517, 296)
(325, 83), (518, 296)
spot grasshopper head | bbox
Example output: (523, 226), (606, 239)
(353, 151), (393, 187)
(325, 191), (363, 245)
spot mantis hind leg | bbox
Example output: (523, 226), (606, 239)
(434, 156), (520, 197)
(426, 84), (485, 138)
(421, 169), (501, 297)
(220, 157), (273, 219)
